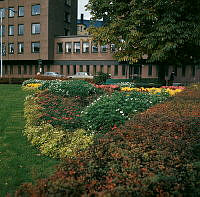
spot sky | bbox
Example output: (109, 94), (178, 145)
(78, 0), (92, 19)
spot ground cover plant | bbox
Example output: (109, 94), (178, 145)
(16, 84), (200, 196)
(22, 79), (185, 159)
(0, 85), (59, 197)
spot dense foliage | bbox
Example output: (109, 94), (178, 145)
(87, 0), (200, 65)
(16, 84), (200, 196)
(24, 93), (93, 158)
(81, 91), (169, 132)
(38, 80), (103, 98)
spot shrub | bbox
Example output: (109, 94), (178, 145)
(16, 84), (200, 196)
(38, 80), (103, 98)
(81, 91), (169, 133)
(93, 72), (111, 84)
(24, 94), (93, 158)
(24, 124), (93, 158)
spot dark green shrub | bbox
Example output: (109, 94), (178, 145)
(93, 72), (111, 84)
(81, 91), (169, 133)
(38, 80), (103, 98)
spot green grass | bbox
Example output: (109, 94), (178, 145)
(0, 84), (59, 197)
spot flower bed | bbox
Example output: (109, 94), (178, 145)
(121, 86), (185, 96)
(16, 84), (200, 196)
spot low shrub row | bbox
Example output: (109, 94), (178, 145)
(81, 91), (169, 133)
(24, 94), (93, 158)
(16, 84), (200, 196)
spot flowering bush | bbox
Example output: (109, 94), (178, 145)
(31, 91), (83, 130)
(22, 78), (44, 86)
(81, 91), (169, 132)
(94, 84), (120, 93)
(16, 84), (200, 196)
(38, 80), (103, 98)
(121, 87), (185, 96)
(24, 94), (93, 158)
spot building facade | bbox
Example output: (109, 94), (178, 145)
(0, 0), (199, 84)
(0, 0), (77, 77)
(52, 35), (200, 83)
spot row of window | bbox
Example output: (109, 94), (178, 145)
(1, 42), (40, 55)
(57, 42), (115, 54)
(3, 64), (123, 76)
(0, 4), (40, 18)
(1, 23), (40, 36)
(3, 64), (197, 78)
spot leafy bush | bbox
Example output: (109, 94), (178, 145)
(38, 80), (103, 98)
(24, 124), (93, 158)
(22, 78), (44, 86)
(16, 84), (200, 196)
(24, 94), (93, 158)
(81, 91), (169, 132)
(93, 72), (111, 84)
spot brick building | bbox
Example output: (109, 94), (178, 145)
(0, 0), (77, 76)
(0, 0), (199, 84)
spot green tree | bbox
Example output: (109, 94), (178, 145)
(87, 0), (200, 68)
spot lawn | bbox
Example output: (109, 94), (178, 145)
(0, 84), (59, 197)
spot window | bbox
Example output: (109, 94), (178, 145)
(18, 6), (24, 17)
(93, 65), (97, 75)
(86, 65), (90, 74)
(10, 65), (13, 74)
(73, 65), (76, 75)
(35, 65), (38, 74)
(8, 25), (14, 36)
(91, 43), (98, 53)
(47, 65), (50, 72)
(8, 43), (14, 54)
(122, 65), (126, 76)
(67, 65), (70, 74)
(0, 25), (5, 37)
(65, 0), (71, 6)
(18, 65), (21, 75)
(29, 65), (32, 75)
(18, 24), (24, 35)
(114, 65), (118, 76)
(65, 12), (71, 23)
(83, 42), (89, 53)
(32, 4), (40, 15)
(57, 42), (63, 53)
(100, 65), (104, 73)
(4, 65), (8, 75)
(107, 65), (111, 74)
(0, 8), (5, 18)
(23, 65), (27, 75)
(101, 45), (108, 53)
(32, 42), (40, 53)
(8, 7), (15, 18)
(1, 43), (6, 56)
(192, 65), (196, 77)
(18, 42), (24, 54)
(148, 65), (152, 76)
(182, 65), (186, 77)
(32, 23), (40, 34)
(73, 42), (80, 53)
(79, 65), (83, 72)
(65, 42), (72, 53)
(60, 65), (63, 74)
(134, 65), (140, 75)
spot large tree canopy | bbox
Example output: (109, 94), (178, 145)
(87, 0), (200, 65)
